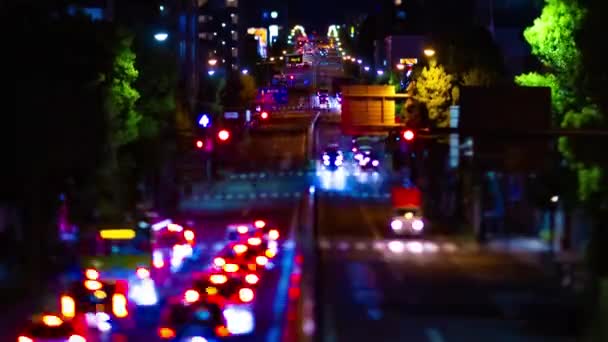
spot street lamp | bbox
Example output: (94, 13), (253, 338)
(396, 63), (405, 71)
(154, 32), (168, 42)
(208, 59), (218, 66)
(423, 48), (436, 57)
(241, 69), (249, 75)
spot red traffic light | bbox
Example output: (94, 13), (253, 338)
(403, 130), (415, 141)
(195, 140), (204, 149)
(260, 111), (269, 120)
(218, 129), (230, 141)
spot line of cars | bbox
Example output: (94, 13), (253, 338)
(18, 219), (198, 341)
(157, 219), (281, 341)
(320, 137), (382, 173)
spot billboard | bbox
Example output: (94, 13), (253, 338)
(341, 85), (400, 135)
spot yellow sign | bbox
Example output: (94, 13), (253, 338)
(399, 58), (418, 65)
(99, 229), (136, 240)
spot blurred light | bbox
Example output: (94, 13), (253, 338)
(423, 48), (436, 57)
(210, 274), (228, 284)
(388, 240), (405, 253)
(18, 337), (33, 342)
(376, 70), (384, 76)
(238, 288), (255, 302)
(154, 32), (168, 41)
(85, 268), (99, 280)
(184, 229), (195, 242)
(222, 22), (226, 27)
(551, 195), (559, 203)
(84, 280), (103, 291)
(242, 69), (249, 75)
(129, 278), (158, 306)
(396, 63), (405, 70)
(254, 220), (266, 229)
(233, 244), (248, 254)
(261, 111), (269, 119)
(208, 59), (218, 66)
(112, 294), (128, 318)
(214, 257), (226, 267)
(372, 160), (379, 167)
(404, 212), (414, 220)
(309, 185), (316, 194)
(68, 335), (86, 342)
(215, 325), (230, 337)
(184, 289), (200, 303)
(364, 66), (370, 72)
(190, 337), (208, 342)
(168, 223), (183, 232)
(99, 229), (135, 240)
(223, 263), (239, 273)
(195, 140), (204, 148)
(248, 237), (262, 246)
(61, 295), (75, 318)
(42, 315), (63, 327)
(98, 320), (112, 332)
(158, 327), (176, 339)
(423, 242), (439, 253)
(159, 5), (164, 11)
(151, 219), (172, 231)
(93, 290), (107, 300)
(153, 250), (164, 268)
(245, 274), (259, 285)
(323, 160), (330, 166)
(256, 256), (268, 266)
(206, 286), (218, 295)
(198, 114), (211, 127)
(265, 248), (277, 258)
(390, 220), (403, 231)
(136, 267), (150, 279)
(237, 225), (249, 234)
(406, 241), (424, 254)
(218, 129), (230, 141)
(271, 11), (278, 18)
(412, 219), (424, 231)
(208, 70), (216, 76)
(268, 229), (280, 240)
(403, 130), (415, 141)
(357, 59), (362, 64)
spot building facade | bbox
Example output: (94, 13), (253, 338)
(197, 0), (241, 73)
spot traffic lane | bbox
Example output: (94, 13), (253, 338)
(317, 199), (581, 342)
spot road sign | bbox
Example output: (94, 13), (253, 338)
(224, 112), (239, 119)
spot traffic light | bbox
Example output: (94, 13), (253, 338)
(260, 111), (269, 120)
(195, 139), (204, 149)
(217, 129), (231, 142)
(403, 129), (415, 141)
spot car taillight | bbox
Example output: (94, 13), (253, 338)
(254, 220), (266, 229)
(136, 267), (150, 279)
(245, 274), (259, 285)
(158, 327), (176, 339)
(68, 335), (86, 342)
(42, 315), (62, 327)
(168, 223), (183, 232)
(61, 295), (75, 318)
(265, 249), (277, 259)
(268, 229), (280, 240)
(184, 289), (200, 303)
(112, 293), (128, 318)
(223, 263), (239, 273)
(233, 244), (248, 254)
(153, 258), (165, 268)
(18, 336), (33, 342)
(184, 230), (195, 242)
(84, 280), (102, 291)
(215, 325), (230, 337)
(210, 274), (228, 284)
(237, 225), (249, 234)
(85, 268), (99, 280)
(239, 288), (254, 302)
(256, 256), (268, 266)
(247, 237), (262, 246)
(213, 257), (226, 267)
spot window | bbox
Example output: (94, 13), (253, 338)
(226, 0), (237, 7)
(231, 14), (238, 24)
(231, 31), (238, 40)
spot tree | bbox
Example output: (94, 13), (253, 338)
(413, 61), (454, 128)
(219, 71), (257, 110)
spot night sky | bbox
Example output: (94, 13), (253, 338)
(288, 0), (383, 28)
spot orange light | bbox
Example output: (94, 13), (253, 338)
(265, 249), (277, 258)
(42, 315), (63, 327)
(85, 268), (99, 280)
(245, 274), (259, 285)
(112, 294), (128, 318)
(154, 258), (164, 268)
(233, 244), (248, 254)
(239, 288), (255, 302)
(215, 325), (230, 337)
(261, 111), (269, 119)
(268, 229), (280, 240)
(136, 267), (150, 279)
(184, 289), (200, 303)
(84, 280), (102, 291)
(254, 220), (266, 229)
(61, 295), (76, 318)
(256, 255), (268, 266)
(210, 274), (228, 284)
(18, 336), (33, 342)
(223, 263), (239, 273)
(184, 230), (195, 242)
(68, 335), (86, 342)
(237, 225), (249, 234)
(247, 237), (262, 246)
(168, 223), (183, 232)
(158, 327), (176, 339)
(213, 257), (226, 267)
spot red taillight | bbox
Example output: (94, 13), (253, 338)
(184, 230), (195, 242)
(136, 267), (150, 279)
(218, 129), (230, 141)
(210, 274), (228, 284)
(158, 327), (176, 339)
(84, 280), (102, 291)
(184, 289), (200, 303)
(213, 257), (226, 267)
(247, 237), (262, 246)
(261, 111), (269, 119)
(403, 129), (415, 141)
(256, 256), (268, 266)
(268, 229), (280, 240)
(42, 315), (63, 327)
(254, 220), (266, 228)
(215, 325), (230, 337)
(223, 263), (239, 273)
(245, 274), (259, 285)
(233, 243), (248, 254)
(85, 268), (99, 280)
(239, 288), (255, 302)
(195, 140), (204, 149)
(68, 335), (86, 342)
(18, 336), (33, 342)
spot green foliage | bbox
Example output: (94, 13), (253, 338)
(414, 62), (454, 128)
(106, 32), (141, 148)
(523, 0), (585, 73)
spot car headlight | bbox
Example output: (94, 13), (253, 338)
(334, 159), (342, 166)
(323, 160), (330, 166)
(391, 219), (403, 231)
(412, 219), (424, 231)
(372, 160), (379, 167)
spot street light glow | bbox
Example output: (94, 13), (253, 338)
(396, 63), (405, 70)
(208, 70), (215, 76)
(242, 69), (249, 75)
(154, 32), (168, 41)
(424, 48), (436, 57)
(208, 59), (218, 66)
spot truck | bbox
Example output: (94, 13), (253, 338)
(389, 186), (425, 236)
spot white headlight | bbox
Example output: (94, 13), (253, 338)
(323, 160), (330, 166)
(412, 219), (424, 231)
(391, 219), (403, 230)
(372, 160), (379, 167)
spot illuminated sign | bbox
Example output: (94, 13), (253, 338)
(287, 54), (303, 64)
(247, 27), (268, 58)
(99, 229), (136, 240)
(269, 25), (279, 45)
(399, 58), (418, 65)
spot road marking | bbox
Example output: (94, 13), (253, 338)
(426, 328), (446, 342)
